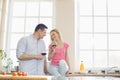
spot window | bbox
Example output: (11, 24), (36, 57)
(75, 0), (120, 70)
(5, 0), (54, 66)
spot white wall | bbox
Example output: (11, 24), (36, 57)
(55, 0), (75, 71)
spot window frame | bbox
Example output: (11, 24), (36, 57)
(4, 0), (55, 66)
(75, 0), (120, 70)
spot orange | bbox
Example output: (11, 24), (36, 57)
(18, 72), (22, 76)
(1, 71), (6, 75)
(12, 72), (18, 76)
(22, 72), (27, 76)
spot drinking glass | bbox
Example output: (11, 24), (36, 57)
(52, 41), (57, 48)
(41, 50), (47, 56)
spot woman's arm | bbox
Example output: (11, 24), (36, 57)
(65, 49), (71, 71)
(48, 49), (54, 61)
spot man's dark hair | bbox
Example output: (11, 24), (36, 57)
(35, 23), (48, 32)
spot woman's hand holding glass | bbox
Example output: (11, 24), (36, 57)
(48, 41), (57, 60)
(49, 41), (57, 53)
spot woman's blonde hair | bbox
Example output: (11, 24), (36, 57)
(50, 29), (62, 41)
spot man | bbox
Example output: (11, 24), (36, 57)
(16, 23), (48, 75)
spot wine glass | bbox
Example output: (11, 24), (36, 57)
(41, 50), (47, 56)
(51, 41), (57, 48)
(52, 44), (56, 47)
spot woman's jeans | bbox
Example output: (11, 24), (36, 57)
(48, 60), (68, 77)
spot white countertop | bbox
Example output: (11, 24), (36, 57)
(66, 72), (120, 77)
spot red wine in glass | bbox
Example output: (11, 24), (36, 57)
(41, 53), (46, 56)
(52, 44), (56, 47)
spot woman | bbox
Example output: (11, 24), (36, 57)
(48, 29), (71, 77)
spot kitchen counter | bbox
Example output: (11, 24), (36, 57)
(0, 74), (120, 80)
(66, 72), (120, 77)
(0, 75), (48, 80)
(1, 72), (120, 80)
(67, 76), (120, 80)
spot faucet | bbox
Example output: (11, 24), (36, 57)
(105, 66), (118, 74)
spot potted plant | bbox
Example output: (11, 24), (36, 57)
(0, 49), (7, 72)
(0, 49), (6, 60)
(0, 50), (13, 73)
(3, 58), (13, 73)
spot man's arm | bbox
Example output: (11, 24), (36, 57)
(18, 53), (44, 60)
